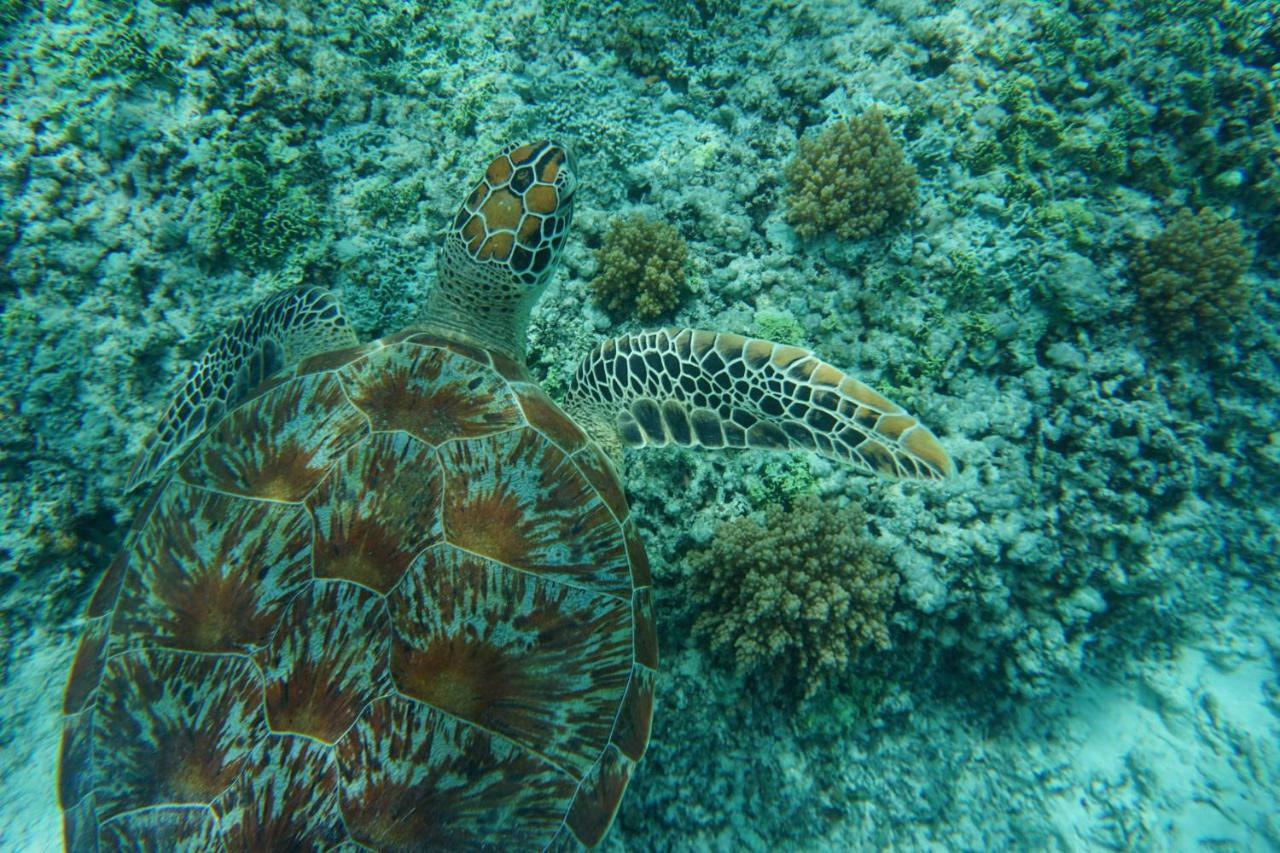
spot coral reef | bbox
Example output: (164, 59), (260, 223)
(688, 496), (898, 700)
(588, 214), (691, 320)
(65, 11), (179, 90)
(784, 108), (918, 241)
(205, 140), (322, 269)
(1000, 1), (1279, 209)
(1129, 207), (1252, 340)
(2, 0), (1278, 847)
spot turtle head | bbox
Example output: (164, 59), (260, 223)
(423, 141), (577, 366)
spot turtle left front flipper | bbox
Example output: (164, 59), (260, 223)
(126, 286), (357, 493)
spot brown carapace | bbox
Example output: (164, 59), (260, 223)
(61, 333), (654, 850)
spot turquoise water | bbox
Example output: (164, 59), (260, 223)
(1, 0), (1277, 849)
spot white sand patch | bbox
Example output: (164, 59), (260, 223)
(0, 628), (73, 852)
(1045, 606), (1280, 850)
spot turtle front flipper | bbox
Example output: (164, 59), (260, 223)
(126, 286), (357, 492)
(563, 328), (955, 481)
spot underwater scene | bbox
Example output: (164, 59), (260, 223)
(1, 0), (1278, 849)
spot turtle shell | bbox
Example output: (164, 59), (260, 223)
(58, 330), (657, 850)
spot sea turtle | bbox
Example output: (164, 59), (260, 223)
(58, 140), (954, 850)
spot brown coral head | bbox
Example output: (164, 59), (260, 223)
(784, 109), (918, 241)
(1129, 207), (1252, 341)
(588, 214), (691, 321)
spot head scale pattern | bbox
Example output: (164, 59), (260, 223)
(434, 141), (576, 345)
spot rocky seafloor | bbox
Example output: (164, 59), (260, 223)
(1, 0), (1277, 849)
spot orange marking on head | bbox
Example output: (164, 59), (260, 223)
(540, 156), (561, 183)
(903, 427), (955, 477)
(509, 143), (537, 163)
(461, 214), (485, 242)
(517, 214), (543, 247)
(480, 188), (522, 231)
(485, 156), (512, 185)
(525, 183), (558, 215)
(478, 231), (514, 261)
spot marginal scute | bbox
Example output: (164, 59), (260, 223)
(566, 744), (633, 848)
(294, 341), (377, 375)
(60, 795), (96, 852)
(514, 382), (588, 455)
(488, 349), (530, 381)
(633, 587), (658, 670)
(623, 520), (651, 587)
(64, 617), (111, 714)
(401, 333), (491, 367)
(611, 665), (655, 762)
(97, 807), (219, 849)
(573, 443), (629, 523)
(58, 710), (95, 809)
(87, 549), (129, 618)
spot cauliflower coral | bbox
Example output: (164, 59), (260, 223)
(1129, 207), (1252, 340)
(688, 496), (898, 700)
(589, 214), (690, 320)
(784, 108), (918, 241)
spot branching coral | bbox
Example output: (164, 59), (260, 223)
(1129, 207), (1252, 340)
(688, 496), (898, 700)
(207, 142), (320, 268)
(784, 108), (918, 241)
(66, 11), (181, 90)
(589, 214), (690, 320)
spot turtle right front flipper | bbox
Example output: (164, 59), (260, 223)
(126, 286), (358, 492)
(563, 328), (955, 481)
